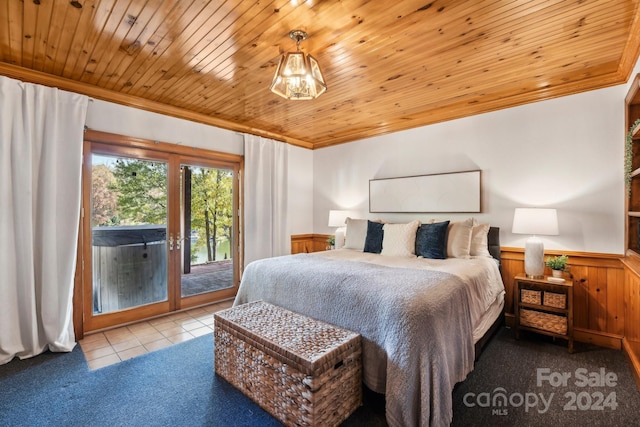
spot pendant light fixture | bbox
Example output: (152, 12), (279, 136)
(270, 30), (327, 100)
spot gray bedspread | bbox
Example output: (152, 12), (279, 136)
(234, 253), (479, 427)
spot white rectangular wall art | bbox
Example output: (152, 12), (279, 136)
(369, 170), (481, 213)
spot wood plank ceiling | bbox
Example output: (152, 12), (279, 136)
(1, 0), (639, 149)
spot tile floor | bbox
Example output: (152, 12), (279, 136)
(79, 299), (234, 370)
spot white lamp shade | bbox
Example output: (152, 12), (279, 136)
(512, 208), (558, 236)
(328, 210), (349, 227)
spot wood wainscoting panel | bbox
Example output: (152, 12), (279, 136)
(623, 256), (640, 343)
(570, 265), (625, 336)
(622, 254), (640, 390)
(291, 234), (332, 254)
(500, 256), (524, 327)
(501, 248), (624, 348)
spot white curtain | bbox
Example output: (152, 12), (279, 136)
(243, 134), (289, 267)
(0, 76), (88, 364)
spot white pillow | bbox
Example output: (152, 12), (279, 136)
(381, 220), (421, 257)
(343, 218), (369, 250)
(470, 223), (492, 257)
(447, 219), (474, 258)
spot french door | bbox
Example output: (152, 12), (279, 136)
(81, 132), (241, 332)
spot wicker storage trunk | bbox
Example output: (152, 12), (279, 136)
(213, 301), (362, 427)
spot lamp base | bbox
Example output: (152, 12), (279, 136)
(334, 227), (346, 249)
(524, 236), (545, 278)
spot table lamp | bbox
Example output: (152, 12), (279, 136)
(512, 208), (559, 278)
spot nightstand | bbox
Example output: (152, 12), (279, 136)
(514, 274), (574, 353)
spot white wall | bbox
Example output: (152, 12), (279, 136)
(313, 75), (640, 254)
(86, 99), (244, 154)
(85, 99), (315, 239)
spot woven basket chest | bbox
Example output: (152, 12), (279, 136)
(213, 301), (362, 427)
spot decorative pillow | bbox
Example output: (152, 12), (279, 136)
(447, 219), (474, 258)
(415, 221), (450, 259)
(343, 218), (369, 250)
(381, 220), (421, 257)
(363, 221), (384, 253)
(470, 223), (492, 257)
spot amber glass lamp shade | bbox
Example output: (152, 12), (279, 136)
(270, 31), (327, 100)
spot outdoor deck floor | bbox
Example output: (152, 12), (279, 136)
(181, 259), (234, 297)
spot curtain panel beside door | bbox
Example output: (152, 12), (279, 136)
(243, 135), (289, 266)
(0, 76), (88, 364)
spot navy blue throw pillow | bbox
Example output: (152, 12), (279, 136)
(415, 221), (450, 259)
(363, 221), (384, 253)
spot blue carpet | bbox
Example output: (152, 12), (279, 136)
(0, 335), (385, 427)
(0, 336), (284, 426)
(3, 328), (638, 426)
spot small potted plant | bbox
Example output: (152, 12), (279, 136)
(545, 255), (568, 277)
(327, 235), (335, 250)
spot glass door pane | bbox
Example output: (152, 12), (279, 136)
(90, 154), (168, 315)
(180, 164), (234, 298)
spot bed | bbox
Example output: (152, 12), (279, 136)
(233, 219), (505, 427)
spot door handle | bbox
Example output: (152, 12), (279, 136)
(168, 234), (174, 251)
(176, 233), (182, 250)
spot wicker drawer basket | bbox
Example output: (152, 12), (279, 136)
(214, 301), (362, 427)
(543, 292), (566, 309)
(521, 289), (542, 305)
(520, 309), (567, 335)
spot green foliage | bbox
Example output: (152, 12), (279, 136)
(327, 236), (335, 246)
(626, 118), (640, 198)
(545, 254), (568, 270)
(91, 164), (119, 226)
(91, 157), (233, 265)
(189, 167), (233, 262)
(111, 159), (168, 225)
